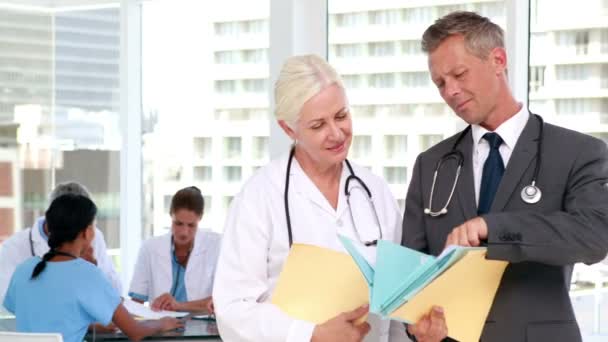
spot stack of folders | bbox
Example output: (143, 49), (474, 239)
(271, 237), (508, 342)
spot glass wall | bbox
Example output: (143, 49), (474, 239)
(328, 0), (506, 211)
(141, 0), (270, 238)
(0, 3), (122, 253)
(529, 0), (608, 338)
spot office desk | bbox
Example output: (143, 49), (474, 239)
(0, 317), (221, 342)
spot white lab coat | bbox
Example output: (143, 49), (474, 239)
(213, 153), (410, 342)
(128, 229), (221, 303)
(0, 216), (122, 313)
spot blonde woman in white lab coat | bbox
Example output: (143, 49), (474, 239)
(213, 55), (411, 342)
(129, 186), (221, 313)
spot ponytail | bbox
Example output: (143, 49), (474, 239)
(31, 251), (57, 279)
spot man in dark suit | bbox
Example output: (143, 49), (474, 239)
(403, 11), (608, 342)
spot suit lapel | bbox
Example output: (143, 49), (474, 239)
(455, 129), (477, 220)
(491, 114), (539, 212)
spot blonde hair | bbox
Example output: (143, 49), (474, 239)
(274, 54), (344, 126)
(422, 11), (504, 59)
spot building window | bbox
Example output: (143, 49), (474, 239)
(193, 166), (212, 182)
(351, 105), (375, 119)
(368, 41), (395, 57)
(214, 50), (239, 64)
(334, 43), (364, 58)
(529, 66), (545, 92)
(555, 64), (591, 81)
(369, 73), (395, 88)
(193, 137), (212, 158)
(242, 78), (267, 93)
(223, 195), (234, 210)
(223, 166), (242, 182)
(242, 49), (267, 63)
(384, 135), (407, 159)
(368, 10), (399, 26)
(252, 136), (268, 160)
(400, 40), (422, 57)
(343, 74), (362, 89)
(601, 29), (608, 54)
(419, 134), (443, 151)
(401, 72), (429, 88)
(334, 12), (364, 28)
(383, 167), (407, 184)
(401, 7), (433, 24)
(223, 137), (242, 158)
(215, 80), (236, 93)
(350, 135), (371, 159)
(556, 99), (598, 116)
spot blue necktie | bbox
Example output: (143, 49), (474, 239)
(478, 132), (504, 215)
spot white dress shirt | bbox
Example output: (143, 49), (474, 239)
(471, 104), (529, 205)
(213, 152), (409, 342)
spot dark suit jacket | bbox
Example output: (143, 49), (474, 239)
(402, 114), (608, 342)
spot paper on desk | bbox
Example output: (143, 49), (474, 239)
(123, 298), (187, 319)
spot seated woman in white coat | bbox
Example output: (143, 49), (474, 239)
(213, 55), (423, 342)
(129, 186), (221, 313)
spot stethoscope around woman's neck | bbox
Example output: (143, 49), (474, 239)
(283, 145), (382, 247)
(424, 113), (544, 217)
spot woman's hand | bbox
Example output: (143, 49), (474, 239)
(311, 305), (371, 342)
(151, 293), (179, 311)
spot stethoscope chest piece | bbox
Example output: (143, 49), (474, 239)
(521, 183), (542, 204)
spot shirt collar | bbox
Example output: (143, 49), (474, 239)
(37, 216), (48, 242)
(471, 103), (529, 150)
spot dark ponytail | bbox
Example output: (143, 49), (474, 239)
(31, 194), (97, 279)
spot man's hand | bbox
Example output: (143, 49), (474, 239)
(151, 293), (179, 311)
(81, 244), (98, 266)
(311, 305), (371, 342)
(444, 217), (488, 248)
(407, 306), (448, 342)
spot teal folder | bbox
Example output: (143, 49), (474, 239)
(338, 235), (483, 319)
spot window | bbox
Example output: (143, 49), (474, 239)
(555, 64), (591, 81)
(193, 137), (212, 158)
(242, 79), (267, 93)
(384, 135), (407, 159)
(252, 136), (268, 160)
(223, 166), (242, 183)
(419, 134), (443, 151)
(142, 0), (270, 237)
(193, 166), (212, 182)
(368, 41), (395, 57)
(223, 137), (242, 158)
(401, 40), (422, 57)
(529, 66), (545, 92)
(350, 105), (375, 119)
(333, 43), (364, 58)
(556, 30), (590, 56)
(350, 135), (371, 159)
(369, 73), (395, 88)
(401, 72), (429, 88)
(215, 80), (237, 93)
(343, 74), (362, 89)
(383, 167), (407, 184)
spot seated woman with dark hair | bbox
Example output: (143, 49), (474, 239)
(2, 194), (182, 342)
(129, 186), (221, 313)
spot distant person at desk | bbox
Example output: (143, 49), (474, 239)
(213, 54), (414, 342)
(402, 12), (608, 342)
(129, 186), (221, 314)
(0, 181), (121, 313)
(2, 194), (183, 342)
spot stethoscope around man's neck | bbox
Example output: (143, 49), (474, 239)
(424, 113), (544, 217)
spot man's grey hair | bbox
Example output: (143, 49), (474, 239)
(49, 181), (91, 203)
(421, 11), (504, 59)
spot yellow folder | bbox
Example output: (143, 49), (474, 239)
(271, 243), (507, 342)
(270, 244), (369, 324)
(390, 249), (508, 342)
